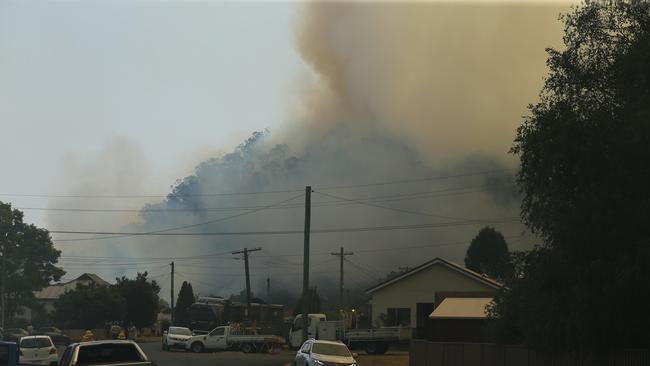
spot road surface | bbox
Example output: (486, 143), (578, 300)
(139, 342), (295, 366)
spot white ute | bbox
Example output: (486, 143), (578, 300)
(186, 325), (284, 354)
(289, 314), (410, 355)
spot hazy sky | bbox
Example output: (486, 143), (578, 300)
(0, 0), (308, 227)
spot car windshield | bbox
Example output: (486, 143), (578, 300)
(21, 338), (52, 349)
(8, 329), (27, 335)
(312, 343), (351, 357)
(77, 343), (144, 365)
(169, 328), (192, 336)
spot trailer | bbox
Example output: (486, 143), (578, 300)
(289, 314), (410, 354)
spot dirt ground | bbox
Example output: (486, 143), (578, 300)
(357, 351), (409, 366)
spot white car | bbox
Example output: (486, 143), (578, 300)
(294, 339), (357, 366)
(162, 326), (193, 351)
(19, 335), (58, 366)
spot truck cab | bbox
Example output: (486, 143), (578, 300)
(188, 326), (229, 353)
(288, 314), (327, 349)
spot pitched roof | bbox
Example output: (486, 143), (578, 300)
(429, 297), (494, 319)
(365, 257), (502, 294)
(34, 273), (111, 300)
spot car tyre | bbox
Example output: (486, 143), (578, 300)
(365, 342), (378, 355)
(241, 343), (255, 353)
(191, 342), (204, 353)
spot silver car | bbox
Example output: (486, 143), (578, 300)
(294, 339), (357, 366)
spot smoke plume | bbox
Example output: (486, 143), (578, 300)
(50, 2), (568, 305)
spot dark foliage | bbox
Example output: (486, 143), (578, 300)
(492, 1), (650, 352)
(464, 226), (510, 280)
(174, 281), (195, 327)
(0, 202), (64, 322)
(293, 287), (321, 315)
(115, 272), (161, 328)
(54, 284), (126, 329)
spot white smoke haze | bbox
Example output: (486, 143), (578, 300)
(50, 2), (568, 304)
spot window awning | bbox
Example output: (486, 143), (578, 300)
(429, 297), (493, 319)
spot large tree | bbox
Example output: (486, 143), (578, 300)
(492, 1), (650, 352)
(115, 272), (160, 328)
(54, 283), (126, 329)
(0, 202), (64, 321)
(173, 281), (195, 327)
(293, 287), (321, 315)
(464, 226), (510, 280)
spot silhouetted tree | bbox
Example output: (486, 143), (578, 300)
(492, 1), (650, 352)
(465, 226), (510, 280)
(0, 202), (64, 321)
(293, 287), (321, 315)
(174, 281), (195, 327)
(54, 283), (126, 329)
(115, 272), (160, 328)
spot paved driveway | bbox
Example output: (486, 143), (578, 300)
(139, 342), (295, 366)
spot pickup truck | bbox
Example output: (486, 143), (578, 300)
(289, 314), (410, 354)
(58, 340), (156, 366)
(186, 326), (284, 354)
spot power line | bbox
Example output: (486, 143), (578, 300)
(0, 168), (514, 199)
(315, 190), (477, 221)
(51, 193), (305, 242)
(50, 217), (520, 239)
(15, 182), (509, 214)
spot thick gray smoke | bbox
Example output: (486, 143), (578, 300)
(49, 2), (568, 306)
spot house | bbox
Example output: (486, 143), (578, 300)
(34, 273), (111, 314)
(365, 257), (502, 338)
(428, 297), (493, 342)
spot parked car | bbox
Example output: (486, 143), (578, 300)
(3, 329), (29, 343)
(59, 340), (156, 366)
(0, 341), (20, 365)
(32, 327), (71, 346)
(19, 335), (58, 366)
(294, 339), (357, 366)
(161, 327), (192, 351)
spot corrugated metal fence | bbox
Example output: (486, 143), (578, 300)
(410, 340), (650, 366)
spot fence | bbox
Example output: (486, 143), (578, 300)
(410, 340), (650, 366)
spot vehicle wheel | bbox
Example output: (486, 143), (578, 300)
(241, 343), (254, 353)
(377, 342), (389, 354)
(365, 342), (378, 355)
(191, 342), (205, 353)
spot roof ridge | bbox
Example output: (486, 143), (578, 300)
(365, 257), (502, 294)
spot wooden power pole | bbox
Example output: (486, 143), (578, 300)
(232, 247), (261, 321)
(331, 247), (353, 310)
(302, 186), (311, 342)
(170, 261), (175, 324)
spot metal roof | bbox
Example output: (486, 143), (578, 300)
(429, 297), (494, 319)
(34, 273), (111, 300)
(365, 257), (502, 294)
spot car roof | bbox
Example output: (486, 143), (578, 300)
(69, 340), (138, 347)
(310, 339), (347, 346)
(20, 335), (52, 340)
(169, 326), (190, 330)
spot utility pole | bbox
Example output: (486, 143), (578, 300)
(232, 247), (261, 321)
(170, 261), (175, 325)
(331, 247), (353, 311)
(301, 186), (311, 343)
(266, 277), (270, 302)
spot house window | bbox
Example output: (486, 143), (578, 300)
(386, 308), (411, 326)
